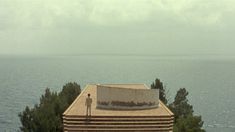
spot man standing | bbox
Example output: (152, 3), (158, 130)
(85, 93), (92, 117)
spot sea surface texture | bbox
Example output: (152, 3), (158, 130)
(0, 55), (235, 132)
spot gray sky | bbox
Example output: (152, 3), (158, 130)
(0, 0), (235, 55)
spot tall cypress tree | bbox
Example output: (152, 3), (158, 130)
(151, 78), (167, 104)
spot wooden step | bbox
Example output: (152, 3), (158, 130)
(64, 124), (173, 128)
(64, 127), (173, 132)
(63, 117), (173, 121)
(63, 120), (174, 125)
(63, 115), (174, 131)
(64, 115), (174, 118)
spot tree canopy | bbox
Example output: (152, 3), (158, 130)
(152, 78), (205, 132)
(169, 88), (205, 132)
(173, 115), (205, 132)
(18, 82), (81, 132)
(167, 88), (205, 132)
(169, 88), (194, 120)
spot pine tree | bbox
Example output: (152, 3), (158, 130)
(19, 82), (81, 132)
(169, 88), (205, 132)
(169, 88), (193, 120)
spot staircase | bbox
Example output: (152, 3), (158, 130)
(63, 115), (174, 132)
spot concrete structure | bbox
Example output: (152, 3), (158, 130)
(63, 84), (174, 132)
(96, 84), (159, 110)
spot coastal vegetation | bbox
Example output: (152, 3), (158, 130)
(151, 78), (205, 132)
(18, 82), (81, 132)
(19, 79), (205, 132)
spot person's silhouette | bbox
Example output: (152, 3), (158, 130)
(85, 93), (92, 117)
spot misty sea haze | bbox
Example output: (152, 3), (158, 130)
(0, 55), (235, 132)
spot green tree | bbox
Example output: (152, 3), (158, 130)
(169, 88), (193, 120)
(19, 82), (81, 132)
(173, 115), (205, 132)
(151, 78), (167, 104)
(150, 78), (205, 132)
(19, 106), (36, 131)
(59, 82), (81, 105)
(169, 88), (205, 132)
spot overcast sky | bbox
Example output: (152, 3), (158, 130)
(0, 0), (235, 55)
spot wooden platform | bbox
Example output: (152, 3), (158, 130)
(63, 84), (174, 132)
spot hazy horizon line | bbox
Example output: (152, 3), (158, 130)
(1, 53), (235, 57)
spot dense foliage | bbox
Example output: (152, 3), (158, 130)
(151, 78), (205, 132)
(173, 115), (205, 132)
(169, 88), (205, 132)
(18, 82), (81, 132)
(169, 88), (194, 120)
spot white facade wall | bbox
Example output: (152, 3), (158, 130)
(96, 85), (159, 110)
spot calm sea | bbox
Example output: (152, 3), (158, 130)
(0, 55), (235, 132)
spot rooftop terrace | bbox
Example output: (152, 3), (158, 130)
(63, 84), (173, 116)
(63, 84), (174, 132)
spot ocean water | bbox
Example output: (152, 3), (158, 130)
(0, 55), (235, 132)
